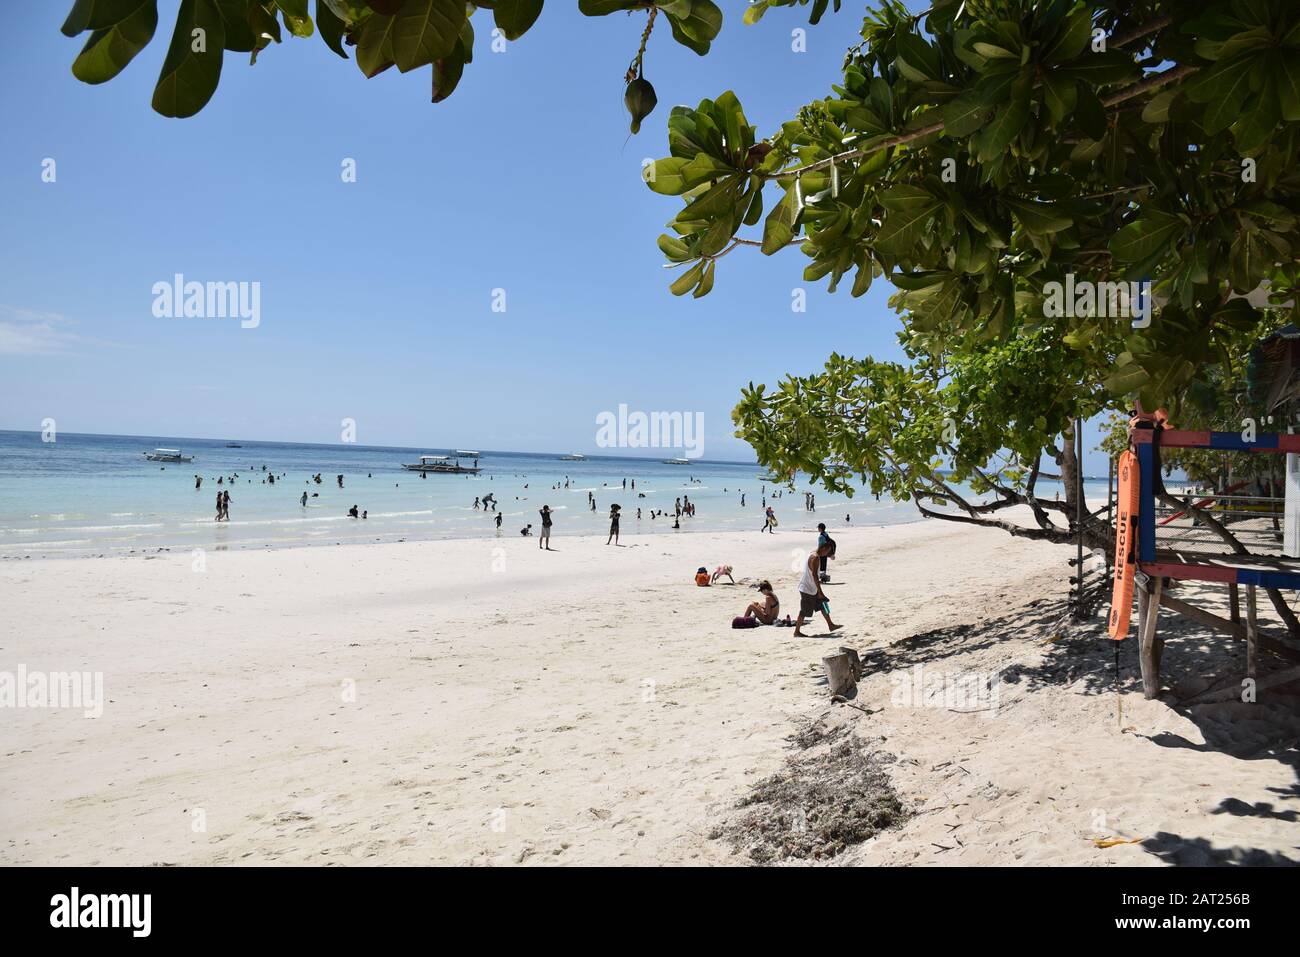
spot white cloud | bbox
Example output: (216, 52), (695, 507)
(0, 305), (94, 356)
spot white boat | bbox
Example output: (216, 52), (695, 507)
(456, 450), (481, 458)
(401, 454), (481, 474)
(144, 448), (193, 463)
(663, 457), (691, 465)
(560, 453), (586, 461)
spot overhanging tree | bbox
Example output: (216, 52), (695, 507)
(647, 0), (1300, 552)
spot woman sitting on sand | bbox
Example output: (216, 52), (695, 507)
(742, 581), (779, 625)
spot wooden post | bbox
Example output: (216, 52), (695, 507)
(1139, 576), (1163, 699)
(1229, 582), (1241, 626)
(822, 652), (857, 698)
(1246, 584), (1258, 680)
(838, 646), (863, 681)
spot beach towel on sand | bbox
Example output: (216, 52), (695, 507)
(732, 616), (760, 629)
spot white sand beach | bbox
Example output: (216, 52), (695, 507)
(2, 518), (1297, 866)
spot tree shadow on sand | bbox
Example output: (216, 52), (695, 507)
(856, 581), (1300, 866)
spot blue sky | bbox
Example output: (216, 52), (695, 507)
(0, 2), (1110, 467)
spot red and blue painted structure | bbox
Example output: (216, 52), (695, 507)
(1132, 429), (1300, 589)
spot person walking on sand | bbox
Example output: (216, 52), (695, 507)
(793, 544), (839, 637)
(495, 512), (503, 531)
(539, 505), (553, 550)
(606, 504), (621, 545)
(762, 506), (776, 532)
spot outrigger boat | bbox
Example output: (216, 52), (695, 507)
(144, 448), (193, 463)
(401, 454), (481, 474)
(663, 457), (691, 465)
(559, 452), (586, 461)
(456, 450), (480, 458)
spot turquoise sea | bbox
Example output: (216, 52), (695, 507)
(0, 431), (1113, 558)
(0, 431), (912, 558)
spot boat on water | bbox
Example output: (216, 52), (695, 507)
(144, 448), (193, 463)
(456, 450), (480, 458)
(559, 453), (586, 461)
(225, 443), (242, 448)
(401, 455), (481, 474)
(663, 457), (691, 465)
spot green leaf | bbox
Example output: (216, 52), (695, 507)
(315, 0), (348, 57)
(1073, 83), (1106, 140)
(940, 89), (992, 136)
(1059, 50), (1140, 87)
(493, 0), (542, 41)
(1140, 88), (1177, 124)
(669, 260), (706, 296)
(391, 0), (465, 73)
(1002, 197), (1072, 236)
(355, 11), (396, 76)
(762, 188), (800, 255)
(976, 72), (1030, 160)
(1104, 361), (1150, 395)
(248, 1), (282, 62)
(876, 196), (940, 254)
(151, 0), (225, 118)
(895, 31), (942, 82)
(274, 0), (313, 36)
(62, 0), (154, 36)
(1041, 70), (1076, 124)
(665, 0), (722, 55)
(213, 0), (257, 51)
(71, 0), (157, 83)
(1040, 9), (1091, 64)
(1198, 57), (1255, 134)
(693, 260), (716, 298)
(1277, 51), (1300, 121)
(1109, 211), (1185, 262)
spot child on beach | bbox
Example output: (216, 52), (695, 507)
(794, 544), (839, 637)
(711, 565), (735, 584)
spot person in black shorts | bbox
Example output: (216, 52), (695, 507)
(607, 504), (621, 545)
(539, 505), (553, 550)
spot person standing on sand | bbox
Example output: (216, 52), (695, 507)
(539, 505), (553, 550)
(606, 504), (621, 545)
(793, 544), (839, 637)
(222, 489), (231, 521)
(495, 512), (503, 531)
(215, 491), (223, 521)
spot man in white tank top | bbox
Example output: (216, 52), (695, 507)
(794, 544), (840, 637)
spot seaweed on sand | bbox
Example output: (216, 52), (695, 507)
(716, 734), (910, 864)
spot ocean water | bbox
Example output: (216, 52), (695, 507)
(0, 431), (1114, 558)
(0, 431), (933, 559)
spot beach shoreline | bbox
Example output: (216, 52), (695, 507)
(3, 517), (1296, 866)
